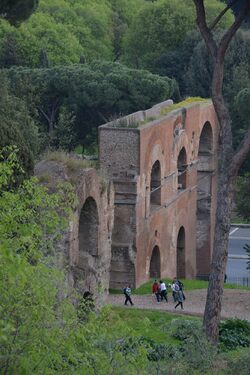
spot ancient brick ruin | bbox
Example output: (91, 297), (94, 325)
(35, 160), (114, 303)
(99, 99), (219, 288)
(36, 99), (219, 294)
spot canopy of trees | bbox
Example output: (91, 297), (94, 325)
(0, 0), (39, 25)
(2, 61), (175, 156)
(0, 0), (147, 67)
(122, 0), (233, 69)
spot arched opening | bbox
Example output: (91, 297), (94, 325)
(79, 197), (99, 260)
(149, 245), (161, 278)
(177, 147), (187, 190)
(196, 122), (213, 277)
(177, 226), (185, 278)
(150, 160), (161, 206)
(198, 122), (213, 156)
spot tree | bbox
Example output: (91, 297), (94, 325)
(183, 29), (250, 174)
(122, 0), (233, 70)
(193, 0), (250, 344)
(5, 61), (175, 152)
(0, 75), (39, 176)
(0, 0), (39, 25)
(235, 173), (250, 221)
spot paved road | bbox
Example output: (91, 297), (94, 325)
(226, 226), (250, 279)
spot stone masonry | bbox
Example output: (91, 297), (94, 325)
(99, 100), (219, 288)
(35, 159), (114, 304)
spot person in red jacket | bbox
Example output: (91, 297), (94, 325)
(152, 279), (160, 302)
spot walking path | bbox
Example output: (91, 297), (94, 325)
(107, 289), (250, 320)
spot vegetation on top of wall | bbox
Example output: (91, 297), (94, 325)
(107, 97), (210, 129)
(160, 97), (210, 116)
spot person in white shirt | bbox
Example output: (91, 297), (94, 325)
(159, 280), (168, 302)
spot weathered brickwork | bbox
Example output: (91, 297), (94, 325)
(35, 160), (114, 304)
(35, 99), (218, 295)
(99, 100), (218, 288)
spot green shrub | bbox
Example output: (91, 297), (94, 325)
(219, 318), (250, 351)
(170, 319), (202, 341)
(225, 347), (250, 375)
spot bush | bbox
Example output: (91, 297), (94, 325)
(170, 319), (202, 341)
(225, 347), (250, 375)
(219, 318), (250, 351)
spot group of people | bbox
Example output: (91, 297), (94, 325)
(123, 278), (185, 310)
(152, 277), (185, 309)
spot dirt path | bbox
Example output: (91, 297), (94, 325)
(106, 289), (250, 320)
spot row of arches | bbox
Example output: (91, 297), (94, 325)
(150, 147), (187, 207)
(76, 122), (214, 284)
(149, 226), (186, 279)
(149, 122), (213, 208)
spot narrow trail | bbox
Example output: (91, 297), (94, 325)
(106, 289), (250, 320)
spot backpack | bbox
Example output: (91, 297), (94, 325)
(174, 283), (180, 292)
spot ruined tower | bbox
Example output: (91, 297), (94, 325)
(99, 99), (218, 288)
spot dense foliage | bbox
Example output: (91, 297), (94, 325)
(0, 149), (150, 374)
(0, 0), (146, 67)
(3, 61), (175, 153)
(219, 319), (250, 350)
(0, 0), (39, 25)
(0, 76), (38, 175)
(122, 0), (233, 70)
(235, 173), (250, 221)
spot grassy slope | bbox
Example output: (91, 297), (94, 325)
(110, 306), (197, 344)
(110, 279), (250, 295)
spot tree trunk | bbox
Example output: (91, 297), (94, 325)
(203, 59), (235, 343)
(193, 0), (250, 344)
(203, 173), (234, 343)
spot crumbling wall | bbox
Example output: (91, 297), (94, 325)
(35, 159), (114, 305)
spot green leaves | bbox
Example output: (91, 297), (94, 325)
(235, 173), (250, 222)
(5, 61), (175, 152)
(0, 0), (39, 25)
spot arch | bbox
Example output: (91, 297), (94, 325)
(79, 197), (99, 259)
(177, 147), (187, 190)
(150, 160), (161, 206)
(198, 122), (213, 156)
(149, 245), (161, 278)
(196, 122), (213, 277)
(177, 226), (185, 278)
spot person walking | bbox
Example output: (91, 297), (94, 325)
(174, 282), (184, 310)
(123, 285), (134, 306)
(159, 280), (168, 302)
(174, 277), (185, 300)
(170, 280), (177, 302)
(152, 279), (160, 302)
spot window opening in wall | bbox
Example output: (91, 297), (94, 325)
(79, 197), (99, 261)
(177, 226), (185, 278)
(150, 160), (161, 207)
(149, 245), (161, 278)
(177, 147), (187, 190)
(198, 122), (213, 156)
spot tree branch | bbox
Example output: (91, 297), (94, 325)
(230, 127), (250, 177)
(209, 0), (240, 31)
(193, 0), (217, 58)
(38, 107), (50, 123)
(218, 1), (250, 61)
